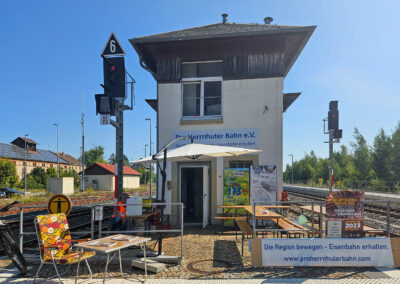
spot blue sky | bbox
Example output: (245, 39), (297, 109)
(0, 0), (399, 169)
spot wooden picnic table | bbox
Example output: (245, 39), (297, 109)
(215, 205), (284, 220)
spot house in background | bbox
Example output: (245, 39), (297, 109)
(130, 15), (314, 226)
(0, 137), (79, 180)
(83, 162), (141, 191)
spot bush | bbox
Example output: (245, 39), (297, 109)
(0, 158), (19, 187)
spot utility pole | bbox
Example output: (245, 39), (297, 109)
(81, 91), (85, 191)
(24, 133), (29, 195)
(329, 130), (334, 192)
(144, 144), (148, 191)
(288, 154), (294, 184)
(145, 118), (152, 196)
(53, 123), (59, 177)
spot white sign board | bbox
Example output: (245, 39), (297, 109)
(250, 165), (277, 205)
(327, 220), (342, 238)
(95, 206), (103, 221)
(173, 128), (258, 149)
(258, 238), (394, 267)
(100, 114), (111, 125)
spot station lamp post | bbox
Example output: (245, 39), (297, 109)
(288, 154), (294, 184)
(145, 118), (152, 196)
(24, 133), (29, 195)
(53, 123), (59, 177)
(144, 144), (148, 191)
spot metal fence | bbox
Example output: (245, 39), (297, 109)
(285, 180), (400, 193)
(18, 202), (184, 257)
(251, 200), (392, 238)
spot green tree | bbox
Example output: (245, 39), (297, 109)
(390, 123), (400, 180)
(372, 129), (393, 180)
(108, 153), (130, 166)
(351, 128), (374, 180)
(82, 146), (108, 166)
(0, 158), (19, 187)
(30, 167), (47, 185)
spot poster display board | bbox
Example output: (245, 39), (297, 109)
(250, 165), (277, 205)
(251, 238), (400, 267)
(223, 168), (250, 226)
(326, 191), (364, 238)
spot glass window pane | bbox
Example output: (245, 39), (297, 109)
(198, 62), (222, 77)
(204, 97), (221, 116)
(183, 84), (200, 116)
(182, 64), (197, 78)
(182, 62), (222, 78)
(204, 81), (221, 97)
(204, 81), (221, 116)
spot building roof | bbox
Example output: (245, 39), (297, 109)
(130, 19), (315, 81)
(283, 92), (302, 112)
(54, 152), (80, 165)
(11, 137), (38, 145)
(0, 143), (69, 164)
(132, 22), (315, 43)
(85, 163), (141, 176)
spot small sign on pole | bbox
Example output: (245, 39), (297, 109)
(95, 206), (103, 221)
(100, 114), (111, 125)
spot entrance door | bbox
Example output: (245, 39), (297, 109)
(180, 164), (210, 227)
(181, 167), (203, 224)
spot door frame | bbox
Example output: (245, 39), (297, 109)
(178, 162), (211, 226)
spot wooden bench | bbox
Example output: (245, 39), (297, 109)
(214, 216), (247, 235)
(235, 220), (254, 256)
(364, 225), (386, 237)
(277, 218), (305, 238)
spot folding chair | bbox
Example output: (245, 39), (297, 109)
(34, 213), (95, 284)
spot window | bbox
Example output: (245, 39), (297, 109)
(182, 62), (222, 118)
(33, 162), (37, 167)
(229, 161), (253, 169)
(42, 163), (45, 167)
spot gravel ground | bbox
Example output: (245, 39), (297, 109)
(0, 227), (379, 280)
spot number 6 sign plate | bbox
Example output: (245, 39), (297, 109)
(101, 32), (126, 57)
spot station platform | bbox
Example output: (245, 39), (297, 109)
(1, 267), (400, 284)
(1, 278), (400, 283)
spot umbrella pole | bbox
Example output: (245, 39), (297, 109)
(158, 148), (167, 256)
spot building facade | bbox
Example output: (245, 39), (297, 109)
(131, 16), (315, 226)
(0, 137), (80, 180)
(83, 163), (141, 191)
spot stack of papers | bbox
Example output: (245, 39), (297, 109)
(88, 241), (116, 247)
(111, 235), (137, 242)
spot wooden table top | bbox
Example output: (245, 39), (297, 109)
(299, 205), (326, 215)
(125, 211), (157, 220)
(74, 234), (151, 254)
(243, 206), (283, 219)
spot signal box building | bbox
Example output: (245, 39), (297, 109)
(130, 15), (315, 226)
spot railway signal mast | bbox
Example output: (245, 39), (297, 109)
(323, 101), (342, 192)
(95, 32), (135, 202)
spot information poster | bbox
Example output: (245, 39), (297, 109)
(251, 238), (396, 267)
(223, 168), (250, 226)
(250, 165), (277, 205)
(326, 191), (364, 238)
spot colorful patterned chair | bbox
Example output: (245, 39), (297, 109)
(34, 213), (95, 283)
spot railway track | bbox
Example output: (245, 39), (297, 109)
(0, 196), (115, 255)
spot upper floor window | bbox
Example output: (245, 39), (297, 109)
(182, 61), (222, 118)
(229, 160), (253, 169)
